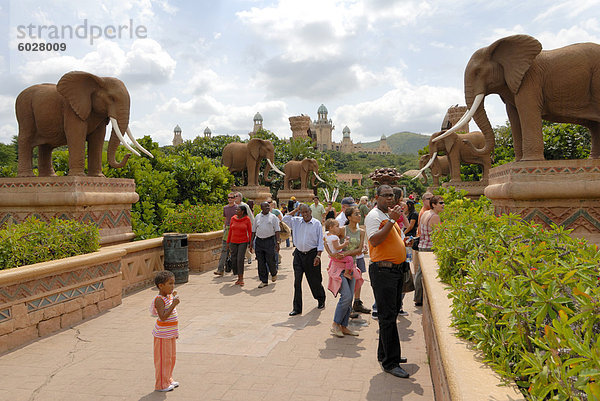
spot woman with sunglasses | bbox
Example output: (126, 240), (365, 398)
(418, 195), (444, 253)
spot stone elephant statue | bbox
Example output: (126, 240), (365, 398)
(283, 158), (325, 190)
(222, 138), (284, 186)
(417, 154), (450, 186)
(15, 71), (152, 177)
(418, 130), (491, 183)
(434, 34), (600, 161)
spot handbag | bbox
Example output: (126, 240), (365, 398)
(225, 255), (232, 273)
(411, 237), (420, 251)
(279, 221), (291, 240)
(402, 266), (415, 293)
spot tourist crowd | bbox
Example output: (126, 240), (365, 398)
(151, 186), (444, 391)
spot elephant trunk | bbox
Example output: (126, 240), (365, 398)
(107, 113), (132, 168)
(465, 90), (495, 156)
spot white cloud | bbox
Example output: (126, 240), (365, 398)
(17, 38), (175, 85)
(534, 0), (600, 22)
(0, 124), (17, 144)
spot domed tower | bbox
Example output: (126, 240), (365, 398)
(310, 104), (334, 151)
(172, 125), (183, 146)
(253, 112), (263, 134)
(340, 126), (354, 153)
(378, 134), (392, 154)
(204, 127), (212, 138)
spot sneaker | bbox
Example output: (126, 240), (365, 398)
(171, 381), (179, 388)
(258, 282), (268, 288)
(247, 258), (252, 264)
(398, 310), (408, 316)
(372, 311), (378, 320)
(350, 312), (359, 319)
(213, 271), (224, 276)
(157, 384), (174, 392)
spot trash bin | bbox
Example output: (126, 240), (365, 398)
(163, 233), (189, 284)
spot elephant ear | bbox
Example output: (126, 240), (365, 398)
(443, 136), (455, 153)
(57, 71), (104, 120)
(489, 35), (542, 95)
(249, 139), (260, 160)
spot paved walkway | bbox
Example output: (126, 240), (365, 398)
(0, 247), (434, 400)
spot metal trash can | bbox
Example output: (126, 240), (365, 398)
(163, 233), (189, 284)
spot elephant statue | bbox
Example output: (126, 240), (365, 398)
(283, 158), (325, 190)
(417, 153), (450, 186)
(418, 131), (491, 183)
(434, 35), (600, 161)
(222, 138), (284, 186)
(15, 71), (152, 177)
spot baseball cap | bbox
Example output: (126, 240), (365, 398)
(341, 197), (357, 206)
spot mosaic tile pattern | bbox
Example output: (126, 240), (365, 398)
(495, 205), (600, 232)
(0, 308), (10, 322)
(0, 261), (120, 303)
(26, 282), (104, 311)
(0, 210), (131, 229)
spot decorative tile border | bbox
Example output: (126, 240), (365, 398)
(0, 210), (132, 229)
(26, 282), (104, 311)
(0, 179), (136, 191)
(0, 261), (120, 303)
(0, 307), (10, 322)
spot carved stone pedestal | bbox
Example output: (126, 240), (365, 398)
(233, 185), (272, 204)
(0, 177), (139, 246)
(442, 181), (487, 199)
(485, 160), (600, 244)
(277, 189), (315, 203)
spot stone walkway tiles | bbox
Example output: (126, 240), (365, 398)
(0, 247), (434, 400)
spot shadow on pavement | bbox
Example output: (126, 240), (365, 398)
(365, 370), (425, 400)
(138, 391), (167, 400)
(318, 336), (366, 359)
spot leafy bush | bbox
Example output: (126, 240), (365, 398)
(432, 188), (600, 400)
(0, 217), (99, 269)
(162, 203), (223, 234)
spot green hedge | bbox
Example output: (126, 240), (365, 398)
(162, 204), (223, 234)
(432, 190), (600, 401)
(0, 217), (99, 270)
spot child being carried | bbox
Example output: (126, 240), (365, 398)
(324, 218), (354, 279)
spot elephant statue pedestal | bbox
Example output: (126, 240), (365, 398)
(0, 176), (139, 246)
(233, 185), (272, 204)
(277, 189), (315, 204)
(441, 181), (487, 199)
(485, 159), (600, 245)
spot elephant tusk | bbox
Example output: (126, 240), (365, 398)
(433, 94), (484, 142)
(313, 171), (326, 183)
(110, 118), (140, 157)
(266, 158), (285, 176)
(413, 152), (437, 181)
(126, 127), (154, 158)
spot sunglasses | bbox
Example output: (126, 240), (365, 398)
(424, 198), (432, 201)
(228, 196), (235, 198)
(380, 194), (394, 198)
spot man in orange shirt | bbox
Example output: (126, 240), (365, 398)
(365, 185), (410, 379)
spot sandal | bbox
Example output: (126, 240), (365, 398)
(235, 281), (244, 286)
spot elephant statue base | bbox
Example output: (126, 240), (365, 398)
(441, 181), (487, 200)
(485, 159), (600, 245)
(0, 176), (139, 246)
(232, 185), (272, 204)
(277, 189), (316, 204)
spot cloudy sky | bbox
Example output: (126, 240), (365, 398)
(1, 0), (599, 146)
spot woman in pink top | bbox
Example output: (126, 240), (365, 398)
(227, 203), (253, 286)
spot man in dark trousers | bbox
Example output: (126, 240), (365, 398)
(364, 185), (410, 378)
(250, 202), (281, 288)
(282, 204), (326, 316)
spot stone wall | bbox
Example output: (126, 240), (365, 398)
(0, 231), (221, 353)
(0, 248), (125, 354)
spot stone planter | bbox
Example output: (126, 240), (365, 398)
(0, 248), (125, 354)
(418, 251), (525, 401)
(188, 231), (224, 272)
